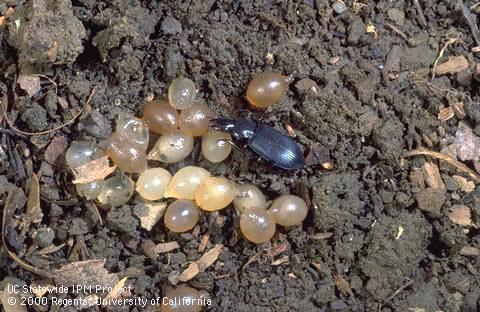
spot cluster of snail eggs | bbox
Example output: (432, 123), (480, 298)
(67, 73), (305, 245)
(234, 184), (308, 244)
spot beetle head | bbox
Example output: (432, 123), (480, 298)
(209, 117), (235, 132)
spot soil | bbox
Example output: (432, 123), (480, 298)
(1, 0), (480, 311)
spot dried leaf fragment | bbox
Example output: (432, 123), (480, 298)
(437, 107), (454, 122)
(54, 259), (118, 291)
(104, 277), (130, 300)
(435, 55), (469, 75)
(454, 122), (480, 162)
(72, 156), (116, 184)
(176, 244), (223, 283)
(133, 201), (167, 231)
(452, 175), (475, 192)
(334, 274), (354, 297)
(26, 174), (42, 224)
(422, 162), (445, 189)
(18, 75), (41, 97)
(448, 205), (472, 226)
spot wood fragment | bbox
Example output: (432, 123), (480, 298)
(459, 246), (480, 256)
(460, 1), (480, 46)
(422, 162), (445, 189)
(434, 56), (469, 76)
(437, 107), (454, 122)
(452, 175), (475, 192)
(72, 156), (116, 184)
(142, 240), (180, 260)
(176, 244), (223, 282)
(271, 256), (289, 266)
(452, 101), (466, 119)
(26, 174), (43, 223)
(412, 0), (427, 27)
(104, 277), (129, 300)
(198, 232), (210, 252)
(18, 75), (41, 97)
(432, 38), (460, 78)
(385, 22), (407, 40)
(310, 232), (334, 240)
(448, 205), (472, 226)
(333, 273), (354, 297)
(404, 148), (480, 184)
(134, 201), (167, 231)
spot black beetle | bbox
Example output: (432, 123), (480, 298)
(212, 117), (305, 170)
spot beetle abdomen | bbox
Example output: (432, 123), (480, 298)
(249, 124), (305, 170)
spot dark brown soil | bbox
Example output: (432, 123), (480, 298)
(1, 0), (480, 311)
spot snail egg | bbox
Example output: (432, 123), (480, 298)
(201, 131), (232, 163)
(66, 141), (102, 169)
(76, 180), (104, 200)
(195, 177), (237, 211)
(161, 286), (203, 312)
(148, 130), (194, 163)
(97, 174), (135, 207)
(168, 78), (197, 110)
(106, 132), (148, 173)
(164, 199), (200, 233)
(136, 168), (172, 201)
(142, 100), (179, 134)
(116, 114), (149, 146)
(165, 166), (211, 200)
(246, 72), (293, 108)
(269, 194), (308, 227)
(240, 208), (276, 244)
(179, 103), (214, 136)
(233, 184), (267, 213)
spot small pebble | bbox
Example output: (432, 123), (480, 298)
(35, 227), (55, 248)
(161, 16), (182, 35)
(332, 1), (347, 14)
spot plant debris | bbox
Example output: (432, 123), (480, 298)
(448, 205), (472, 226)
(72, 156), (116, 184)
(175, 244), (223, 283)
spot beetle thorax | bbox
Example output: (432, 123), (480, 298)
(231, 118), (256, 140)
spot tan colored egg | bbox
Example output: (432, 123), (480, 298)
(142, 100), (179, 134)
(168, 78), (197, 110)
(269, 194), (308, 226)
(179, 103), (214, 136)
(148, 130), (194, 163)
(246, 72), (293, 108)
(116, 114), (149, 146)
(97, 174), (134, 207)
(233, 184), (267, 213)
(165, 166), (211, 200)
(240, 208), (276, 244)
(161, 286), (203, 312)
(201, 131), (232, 163)
(135, 168), (172, 201)
(106, 132), (148, 173)
(195, 177), (237, 211)
(164, 199), (200, 233)
(76, 180), (104, 200)
(66, 141), (102, 169)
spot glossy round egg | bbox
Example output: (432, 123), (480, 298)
(116, 114), (149, 146)
(97, 174), (135, 207)
(76, 180), (104, 200)
(164, 199), (200, 233)
(142, 100), (179, 134)
(179, 103), (213, 136)
(136, 168), (172, 201)
(201, 131), (232, 163)
(165, 166), (211, 200)
(246, 72), (293, 108)
(168, 78), (197, 110)
(233, 184), (267, 213)
(161, 286), (203, 312)
(66, 142), (102, 169)
(240, 208), (276, 244)
(269, 194), (308, 226)
(106, 132), (148, 173)
(195, 177), (237, 211)
(148, 130), (194, 163)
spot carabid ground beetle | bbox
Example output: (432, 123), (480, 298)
(212, 117), (305, 170)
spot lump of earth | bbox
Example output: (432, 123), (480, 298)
(20, 102), (47, 132)
(106, 205), (139, 238)
(7, 0), (86, 67)
(415, 187), (446, 218)
(359, 210), (432, 301)
(372, 118), (405, 164)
